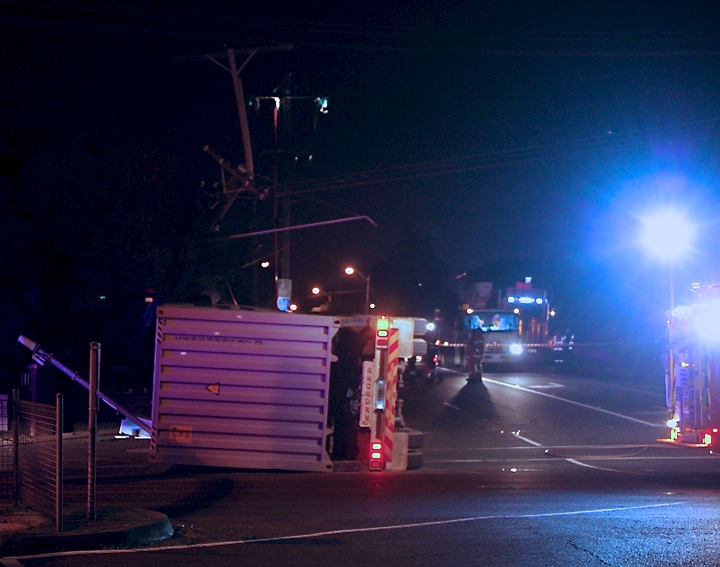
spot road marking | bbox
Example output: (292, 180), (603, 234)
(525, 382), (564, 389)
(424, 443), (655, 452)
(442, 402), (461, 411)
(512, 432), (641, 473)
(426, 455), (720, 463)
(513, 432), (543, 446)
(483, 377), (660, 426)
(4, 502), (685, 560)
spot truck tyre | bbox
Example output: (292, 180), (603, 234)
(406, 450), (423, 470)
(404, 428), (424, 450)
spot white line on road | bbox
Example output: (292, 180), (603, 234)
(424, 443), (653, 452)
(483, 377), (661, 426)
(4, 502), (685, 561)
(513, 432), (543, 446)
(512, 432), (640, 473)
(426, 455), (720, 463)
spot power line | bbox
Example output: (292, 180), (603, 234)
(3, 2), (720, 56)
(279, 118), (720, 197)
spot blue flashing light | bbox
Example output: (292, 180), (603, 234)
(510, 344), (524, 355)
(536, 298), (543, 304)
(519, 297), (533, 304)
(507, 297), (516, 303)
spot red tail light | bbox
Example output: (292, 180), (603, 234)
(369, 440), (385, 471)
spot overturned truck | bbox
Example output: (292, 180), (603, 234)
(149, 304), (426, 472)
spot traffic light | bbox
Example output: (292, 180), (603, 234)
(369, 439), (385, 471)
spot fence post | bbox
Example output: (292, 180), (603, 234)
(12, 389), (19, 507)
(56, 393), (63, 532)
(87, 342), (100, 521)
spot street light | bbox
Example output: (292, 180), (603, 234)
(639, 207), (697, 309)
(345, 266), (370, 314)
(639, 206), (697, 423)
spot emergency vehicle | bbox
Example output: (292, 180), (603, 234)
(439, 278), (554, 365)
(659, 284), (720, 449)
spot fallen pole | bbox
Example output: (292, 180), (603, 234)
(17, 335), (152, 435)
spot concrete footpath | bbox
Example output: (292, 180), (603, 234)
(0, 424), (420, 557)
(0, 427), (174, 556)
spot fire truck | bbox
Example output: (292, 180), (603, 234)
(447, 279), (553, 364)
(659, 284), (720, 449)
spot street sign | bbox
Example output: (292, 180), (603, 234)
(277, 278), (292, 312)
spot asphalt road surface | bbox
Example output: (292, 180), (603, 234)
(7, 362), (720, 566)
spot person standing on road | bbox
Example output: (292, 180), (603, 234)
(466, 313), (484, 383)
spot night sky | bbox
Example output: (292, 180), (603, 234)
(3, 1), (720, 361)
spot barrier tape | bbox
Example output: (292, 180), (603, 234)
(434, 341), (659, 349)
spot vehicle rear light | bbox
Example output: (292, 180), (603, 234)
(376, 318), (389, 349)
(369, 440), (385, 471)
(703, 428), (719, 447)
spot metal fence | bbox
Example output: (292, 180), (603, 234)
(13, 392), (64, 531)
(0, 395), (12, 506)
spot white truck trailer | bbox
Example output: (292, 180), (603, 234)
(149, 304), (425, 472)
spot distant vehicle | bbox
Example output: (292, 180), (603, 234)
(400, 347), (440, 386)
(447, 278), (555, 365)
(470, 309), (524, 363)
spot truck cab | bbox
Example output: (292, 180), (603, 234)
(470, 309), (524, 363)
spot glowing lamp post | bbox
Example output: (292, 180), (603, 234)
(639, 207), (696, 420)
(345, 267), (370, 314)
(639, 207), (696, 309)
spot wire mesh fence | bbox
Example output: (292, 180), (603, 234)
(0, 395), (12, 506)
(14, 394), (63, 531)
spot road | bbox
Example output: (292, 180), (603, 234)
(8, 362), (720, 566)
(402, 363), (698, 476)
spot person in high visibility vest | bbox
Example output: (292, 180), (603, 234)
(466, 313), (484, 383)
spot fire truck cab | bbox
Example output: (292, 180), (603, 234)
(659, 284), (720, 449)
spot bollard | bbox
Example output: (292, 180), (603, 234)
(87, 342), (100, 521)
(56, 393), (63, 532)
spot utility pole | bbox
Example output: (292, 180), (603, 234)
(225, 48), (255, 179)
(177, 44), (292, 307)
(254, 77), (329, 296)
(176, 44), (292, 231)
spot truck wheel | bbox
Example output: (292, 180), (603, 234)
(404, 428), (424, 450)
(406, 450), (423, 470)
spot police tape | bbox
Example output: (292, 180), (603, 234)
(433, 342), (659, 349)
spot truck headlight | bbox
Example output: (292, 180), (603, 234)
(510, 344), (523, 355)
